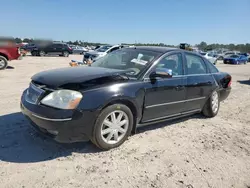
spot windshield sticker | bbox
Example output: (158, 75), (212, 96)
(131, 58), (148, 65)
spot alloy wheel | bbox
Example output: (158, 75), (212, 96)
(0, 59), (5, 68)
(63, 52), (69, 57)
(211, 91), (219, 113)
(101, 110), (129, 145)
(40, 51), (45, 56)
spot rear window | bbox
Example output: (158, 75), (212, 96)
(206, 60), (219, 73)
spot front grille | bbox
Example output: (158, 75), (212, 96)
(224, 59), (234, 64)
(25, 83), (45, 104)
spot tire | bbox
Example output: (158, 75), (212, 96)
(31, 51), (37, 56)
(218, 56), (223, 60)
(0, 56), (8, 70)
(62, 51), (69, 57)
(39, 51), (45, 56)
(91, 104), (133, 150)
(202, 90), (220, 118)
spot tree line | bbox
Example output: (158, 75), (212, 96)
(14, 38), (250, 53)
(196, 41), (250, 53)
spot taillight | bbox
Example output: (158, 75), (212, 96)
(227, 78), (232, 87)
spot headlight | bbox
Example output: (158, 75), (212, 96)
(41, 90), (83, 109)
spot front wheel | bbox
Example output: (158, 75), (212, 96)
(218, 56), (224, 60)
(0, 56), (8, 70)
(91, 104), (133, 150)
(202, 90), (220, 118)
(31, 51), (37, 56)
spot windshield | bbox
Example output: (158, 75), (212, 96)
(96, 45), (113, 52)
(91, 48), (161, 77)
(230, 55), (239, 58)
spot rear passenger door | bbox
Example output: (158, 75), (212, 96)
(54, 44), (64, 55)
(46, 44), (58, 55)
(183, 52), (215, 112)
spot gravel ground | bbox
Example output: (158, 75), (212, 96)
(0, 55), (250, 188)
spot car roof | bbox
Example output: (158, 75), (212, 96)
(127, 46), (181, 53)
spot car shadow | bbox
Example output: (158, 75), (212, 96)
(6, 66), (15, 69)
(238, 80), (250, 86)
(0, 112), (204, 164)
(0, 112), (100, 164)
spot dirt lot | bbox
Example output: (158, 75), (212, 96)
(0, 55), (250, 188)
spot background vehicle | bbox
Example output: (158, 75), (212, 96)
(239, 53), (250, 62)
(223, 54), (248, 64)
(21, 43), (37, 52)
(83, 44), (125, 63)
(200, 51), (218, 65)
(218, 51), (240, 60)
(0, 43), (21, 70)
(21, 47), (232, 150)
(31, 42), (73, 57)
(72, 45), (89, 54)
(179, 43), (193, 51)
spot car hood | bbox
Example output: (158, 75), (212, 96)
(31, 66), (130, 88)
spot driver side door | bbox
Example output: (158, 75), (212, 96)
(141, 52), (187, 122)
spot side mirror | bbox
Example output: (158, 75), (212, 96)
(149, 68), (173, 79)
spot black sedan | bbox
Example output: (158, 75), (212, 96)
(21, 46), (232, 150)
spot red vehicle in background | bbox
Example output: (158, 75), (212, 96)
(0, 41), (21, 70)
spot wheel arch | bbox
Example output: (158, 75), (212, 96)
(100, 98), (140, 134)
(0, 52), (9, 60)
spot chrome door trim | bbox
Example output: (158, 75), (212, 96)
(145, 96), (206, 109)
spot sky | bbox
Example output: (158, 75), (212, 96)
(1, 0), (250, 45)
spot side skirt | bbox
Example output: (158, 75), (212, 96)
(136, 109), (201, 128)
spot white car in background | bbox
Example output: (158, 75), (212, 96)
(200, 52), (218, 65)
(82, 44), (126, 63)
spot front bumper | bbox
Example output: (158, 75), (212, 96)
(20, 90), (97, 143)
(224, 59), (236, 64)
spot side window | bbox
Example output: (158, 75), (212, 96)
(51, 44), (62, 48)
(155, 53), (183, 76)
(185, 53), (207, 75)
(109, 47), (119, 53)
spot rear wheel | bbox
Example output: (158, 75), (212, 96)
(39, 51), (45, 56)
(0, 56), (8, 70)
(202, 90), (220, 117)
(62, 51), (69, 57)
(91, 104), (133, 150)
